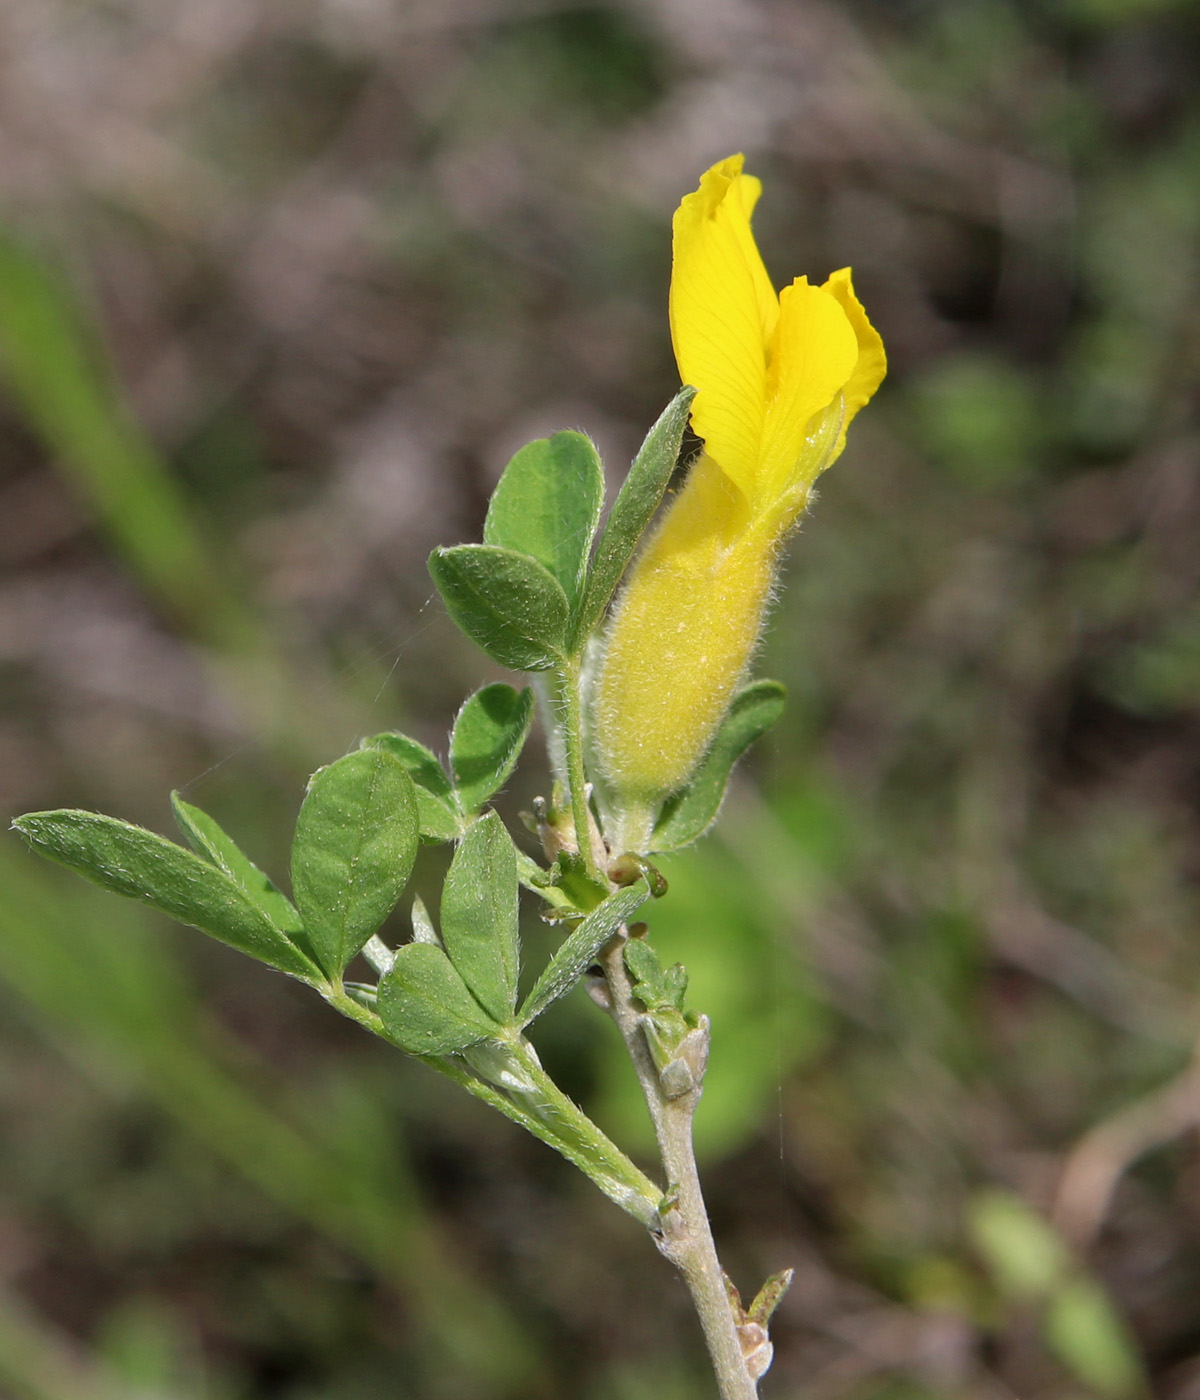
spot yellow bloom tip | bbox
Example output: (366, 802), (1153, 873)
(668, 156), (884, 513)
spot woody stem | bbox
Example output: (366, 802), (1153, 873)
(598, 940), (757, 1400)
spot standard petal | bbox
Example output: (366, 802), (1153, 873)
(756, 279), (859, 507)
(670, 155), (777, 496)
(724, 169), (780, 349)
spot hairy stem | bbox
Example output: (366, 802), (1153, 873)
(554, 657), (601, 881)
(532, 674), (569, 793)
(598, 944), (758, 1400)
(657, 1089), (757, 1400)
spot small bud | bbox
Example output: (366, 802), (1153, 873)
(748, 1268), (794, 1328)
(584, 970), (613, 1010)
(724, 1265), (791, 1384)
(607, 853), (669, 897)
(533, 793), (575, 864)
(659, 1057), (696, 1099)
(742, 1328), (774, 1381)
(607, 852), (642, 886)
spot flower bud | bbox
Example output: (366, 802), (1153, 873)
(592, 454), (776, 806)
(589, 154), (885, 846)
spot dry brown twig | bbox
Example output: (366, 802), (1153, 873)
(1054, 1029), (1200, 1248)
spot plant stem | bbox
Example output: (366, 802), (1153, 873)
(326, 988), (662, 1229)
(554, 644), (754, 1395)
(458, 1033), (663, 1225)
(657, 1089), (758, 1400)
(598, 944), (758, 1400)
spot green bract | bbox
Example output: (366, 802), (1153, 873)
(578, 386), (695, 643)
(651, 680), (786, 851)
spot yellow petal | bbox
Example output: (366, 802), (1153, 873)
(723, 169), (780, 349)
(821, 268), (887, 456)
(756, 278), (859, 507)
(669, 155), (778, 497)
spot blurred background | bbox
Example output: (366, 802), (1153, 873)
(1, 0), (1199, 1396)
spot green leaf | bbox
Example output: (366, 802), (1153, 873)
(651, 680), (787, 851)
(661, 964), (689, 1009)
(12, 810), (321, 980)
(623, 937), (688, 1013)
(170, 792), (313, 953)
(623, 937), (662, 990)
(518, 881), (649, 1027)
(362, 732), (460, 841)
(378, 942), (500, 1055)
(1044, 1278), (1144, 1399)
(429, 544), (569, 672)
(440, 812), (519, 1023)
(577, 386), (696, 643)
(484, 431), (604, 618)
(291, 749), (419, 979)
(451, 684), (535, 814)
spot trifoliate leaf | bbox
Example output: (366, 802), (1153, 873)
(378, 942), (500, 1055)
(362, 732), (460, 841)
(171, 793), (307, 947)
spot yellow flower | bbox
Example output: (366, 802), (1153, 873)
(592, 155), (885, 844)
